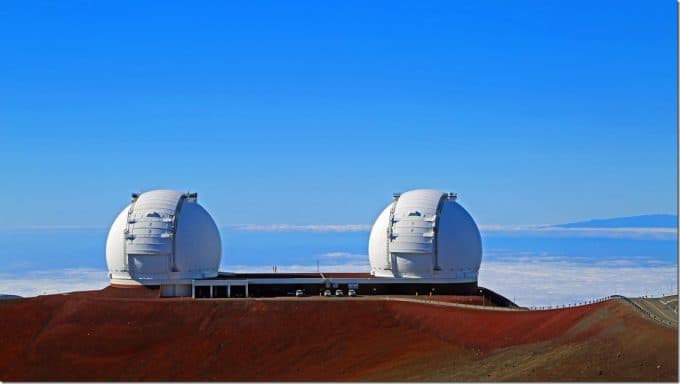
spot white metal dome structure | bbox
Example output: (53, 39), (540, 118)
(106, 189), (221, 286)
(368, 189), (482, 280)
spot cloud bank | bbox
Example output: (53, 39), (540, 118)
(479, 260), (677, 308)
(221, 263), (371, 274)
(226, 223), (676, 240)
(0, 268), (109, 298)
(2, 256), (675, 309)
(227, 224), (372, 232)
(222, 252), (371, 273)
(2, 223), (675, 240)
(478, 225), (677, 240)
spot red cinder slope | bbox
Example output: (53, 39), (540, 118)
(0, 288), (676, 381)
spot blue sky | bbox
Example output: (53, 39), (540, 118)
(0, 0), (676, 229)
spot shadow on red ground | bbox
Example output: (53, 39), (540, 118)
(0, 287), (676, 381)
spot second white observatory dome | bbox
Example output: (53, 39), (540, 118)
(368, 189), (482, 280)
(106, 189), (221, 285)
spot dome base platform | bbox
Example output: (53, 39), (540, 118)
(135, 271), (519, 308)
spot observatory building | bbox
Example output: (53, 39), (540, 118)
(106, 189), (221, 296)
(368, 189), (482, 281)
(104, 188), (512, 305)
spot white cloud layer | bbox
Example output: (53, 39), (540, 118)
(2, 259), (676, 309)
(479, 260), (677, 308)
(319, 252), (369, 262)
(1, 224), (675, 240)
(0, 268), (109, 298)
(479, 225), (677, 240)
(221, 263), (371, 274)
(228, 224), (372, 232)
(227, 223), (676, 240)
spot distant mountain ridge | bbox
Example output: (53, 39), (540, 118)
(557, 214), (677, 228)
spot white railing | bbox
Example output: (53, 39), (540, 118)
(525, 294), (678, 328)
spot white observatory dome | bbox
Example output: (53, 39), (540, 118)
(106, 189), (221, 285)
(368, 189), (482, 280)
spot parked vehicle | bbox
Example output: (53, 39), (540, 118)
(323, 289), (332, 297)
(295, 289), (304, 297)
(348, 289), (357, 297)
(335, 289), (344, 297)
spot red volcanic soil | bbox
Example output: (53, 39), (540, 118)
(0, 287), (676, 381)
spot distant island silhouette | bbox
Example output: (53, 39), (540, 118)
(557, 214), (677, 228)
